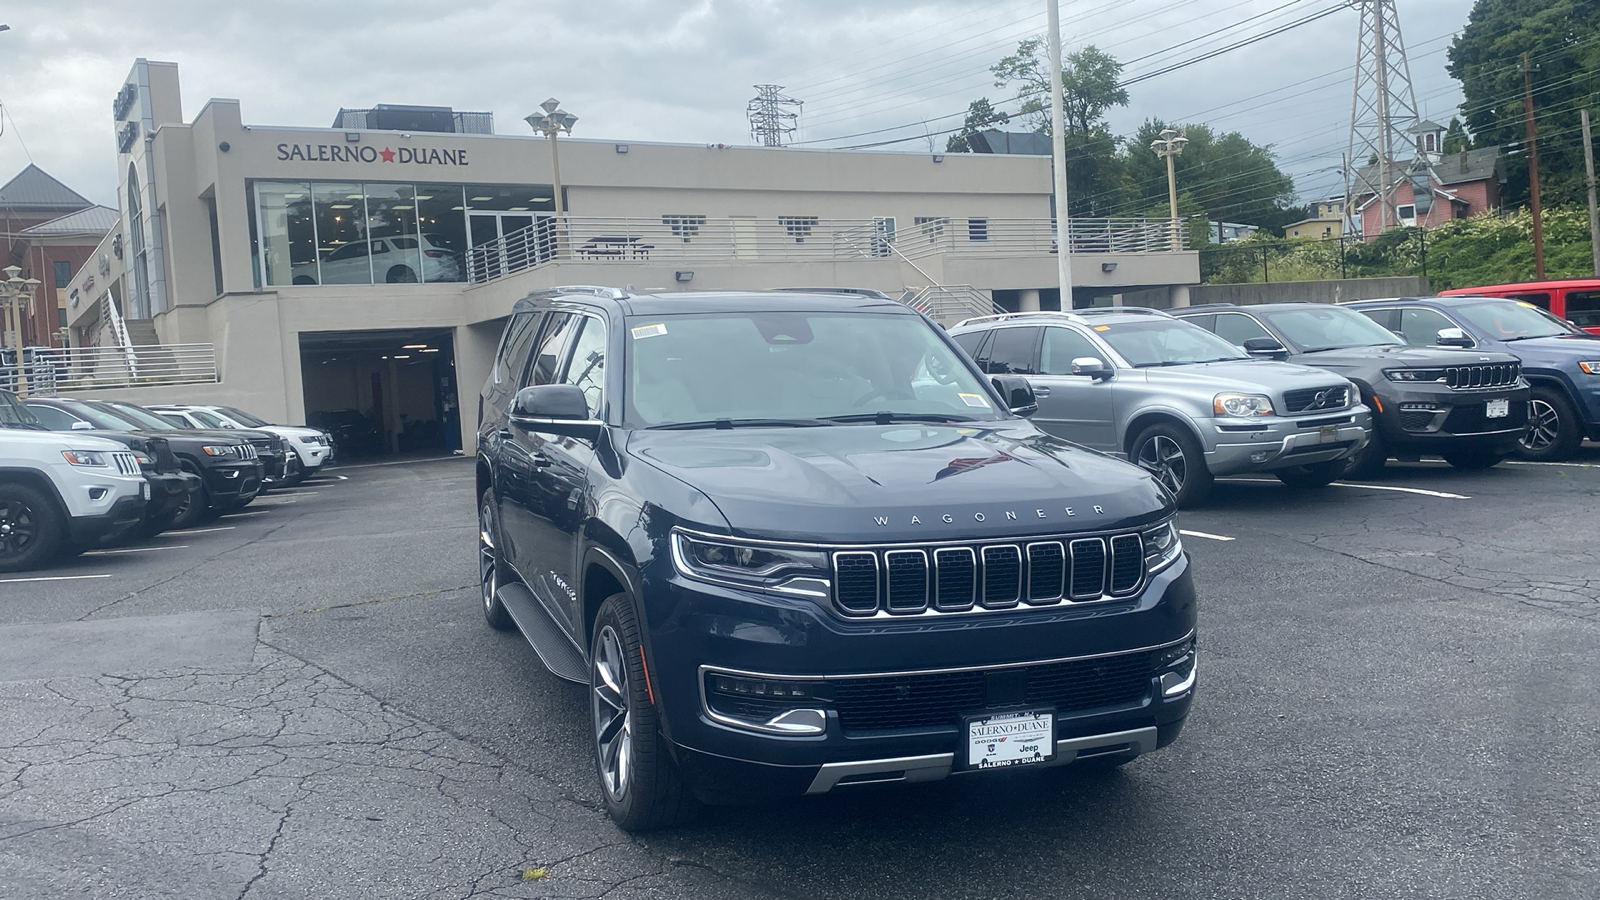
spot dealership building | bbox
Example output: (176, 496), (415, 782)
(64, 59), (1199, 455)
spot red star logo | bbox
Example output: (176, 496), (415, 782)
(379, 147), (396, 163)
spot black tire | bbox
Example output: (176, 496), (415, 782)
(170, 462), (213, 529)
(0, 482), (65, 573)
(1274, 459), (1345, 489)
(386, 265), (418, 284)
(1442, 448), (1507, 470)
(591, 592), (698, 832)
(1342, 425), (1387, 479)
(478, 489), (515, 631)
(1519, 387), (1583, 461)
(1130, 423), (1212, 508)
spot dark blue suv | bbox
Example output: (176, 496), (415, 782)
(1346, 296), (1600, 460)
(477, 286), (1197, 830)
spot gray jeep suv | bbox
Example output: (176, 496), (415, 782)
(950, 309), (1372, 506)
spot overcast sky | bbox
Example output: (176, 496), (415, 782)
(0, 0), (1476, 212)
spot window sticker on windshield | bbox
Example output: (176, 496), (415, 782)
(1517, 301), (1537, 309)
(1094, 325), (1111, 331)
(958, 393), (991, 408)
(631, 323), (667, 339)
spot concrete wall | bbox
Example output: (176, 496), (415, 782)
(1187, 276), (1429, 306)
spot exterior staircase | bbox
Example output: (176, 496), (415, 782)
(124, 319), (161, 346)
(901, 285), (1007, 327)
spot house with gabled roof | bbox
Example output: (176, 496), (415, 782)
(1349, 121), (1504, 240)
(0, 165), (112, 347)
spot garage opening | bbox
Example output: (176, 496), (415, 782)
(298, 328), (461, 459)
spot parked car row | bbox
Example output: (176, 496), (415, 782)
(0, 392), (335, 572)
(948, 296), (1596, 507)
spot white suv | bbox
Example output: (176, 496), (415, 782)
(149, 405), (332, 478)
(2, 393), (149, 571)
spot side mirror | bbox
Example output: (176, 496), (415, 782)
(1242, 337), (1289, 360)
(990, 375), (1038, 418)
(1435, 327), (1473, 348)
(511, 384), (602, 440)
(70, 420), (96, 431)
(1070, 357), (1112, 382)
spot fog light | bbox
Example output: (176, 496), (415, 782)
(220, 469), (241, 479)
(88, 487), (108, 501)
(1158, 639), (1197, 697)
(704, 672), (829, 735)
(1399, 402), (1441, 411)
(1250, 451), (1271, 463)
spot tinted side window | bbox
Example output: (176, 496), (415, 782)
(1357, 308), (1398, 332)
(27, 404), (80, 430)
(495, 312), (541, 386)
(951, 330), (987, 360)
(561, 317), (606, 418)
(981, 326), (1041, 374)
(1398, 307), (1458, 346)
(1564, 290), (1600, 328)
(1213, 313), (1272, 346)
(1038, 327), (1103, 375)
(523, 312), (579, 387)
(1177, 313), (1214, 332)
(1507, 292), (1551, 310)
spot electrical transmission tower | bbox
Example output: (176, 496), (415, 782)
(747, 85), (801, 147)
(1344, 0), (1420, 238)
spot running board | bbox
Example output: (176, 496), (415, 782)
(496, 582), (588, 683)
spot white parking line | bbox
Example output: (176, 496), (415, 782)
(1227, 477), (1469, 500)
(160, 526), (236, 536)
(83, 545), (189, 555)
(272, 490), (319, 496)
(1179, 529), (1235, 542)
(0, 574), (114, 584)
(1503, 459), (1600, 469)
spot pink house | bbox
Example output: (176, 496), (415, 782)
(1352, 121), (1503, 240)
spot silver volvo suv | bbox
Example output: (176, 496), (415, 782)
(949, 308), (1373, 506)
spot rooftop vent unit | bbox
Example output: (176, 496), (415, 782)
(332, 104), (493, 135)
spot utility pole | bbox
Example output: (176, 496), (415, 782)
(1522, 52), (1545, 280)
(1047, 0), (1075, 310)
(1582, 108), (1599, 277)
(747, 85), (801, 148)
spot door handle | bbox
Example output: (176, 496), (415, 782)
(1033, 386), (1051, 398)
(497, 428), (513, 440)
(531, 452), (552, 468)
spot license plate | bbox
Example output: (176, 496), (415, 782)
(1486, 399), (1510, 418)
(141, 482), (151, 500)
(966, 710), (1055, 769)
(1318, 425), (1338, 442)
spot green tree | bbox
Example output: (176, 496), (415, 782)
(1442, 117), (1471, 154)
(945, 98), (1010, 153)
(1115, 119), (1298, 233)
(1446, 0), (1600, 207)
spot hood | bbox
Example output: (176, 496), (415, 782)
(1496, 333), (1600, 363)
(627, 422), (1171, 544)
(1137, 359), (1349, 393)
(1292, 343), (1519, 372)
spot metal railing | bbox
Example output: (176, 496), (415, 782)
(100, 293), (138, 377)
(4, 343), (218, 396)
(902, 285), (1006, 325)
(465, 216), (1190, 284)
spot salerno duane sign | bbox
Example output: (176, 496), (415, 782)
(275, 143), (470, 166)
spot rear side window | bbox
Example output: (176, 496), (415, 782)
(1564, 290), (1600, 329)
(1212, 313), (1272, 346)
(980, 326), (1040, 374)
(1398, 307), (1458, 346)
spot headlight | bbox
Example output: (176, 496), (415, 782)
(1141, 517), (1184, 574)
(1384, 367), (1446, 382)
(60, 449), (110, 467)
(1578, 361), (1600, 375)
(671, 531), (831, 597)
(1213, 392), (1274, 417)
(201, 445), (235, 456)
(132, 451), (155, 465)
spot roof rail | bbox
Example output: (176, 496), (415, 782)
(1073, 306), (1174, 318)
(1170, 303), (1239, 312)
(548, 285), (631, 300)
(950, 310), (1088, 329)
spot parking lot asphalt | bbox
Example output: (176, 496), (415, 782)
(2, 450), (1598, 899)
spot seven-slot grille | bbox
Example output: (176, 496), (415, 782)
(1444, 362), (1519, 390)
(1282, 384), (1350, 413)
(832, 532), (1145, 616)
(213, 443), (258, 461)
(110, 451), (141, 477)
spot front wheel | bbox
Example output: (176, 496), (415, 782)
(478, 489), (515, 631)
(1131, 423), (1212, 508)
(0, 482), (64, 573)
(1274, 459), (1344, 489)
(591, 593), (698, 832)
(386, 265), (418, 284)
(170, 463), (214, 529)
(1442, 448), (1507, 470)
(1519, 388), (1583, 461)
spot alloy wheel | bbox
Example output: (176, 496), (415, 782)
(591, 624), (633, 801)
(478, 498), (497, 614)
(0, 500), (38, 560)
(1520, 399), (1559, 453)
(1137, 435), (1186, 494)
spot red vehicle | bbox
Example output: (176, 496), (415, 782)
(1438, 279), (1600, 334)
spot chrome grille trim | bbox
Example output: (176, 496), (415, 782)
(884, 549), (929, 613)
(1444, 362), (1519, 390)
(1109, 534), (1144, 595)
(1069, 538), (1108, 600)
(1282, 385), (1350, 414)
(1025, 541), (1065, 604)
(111, 451), (142, 477)
(832, 552), (880, 615)
(980, 545), (1022, 609)
(932, 547), (977, 611)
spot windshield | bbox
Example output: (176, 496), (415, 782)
(46, 402), (139, 431)
(189, 408), (231, 428)
(219, 406), (270, 427)
(1255, 306), (1402, 351)
(0, 392), (42, 428)
(1092, 319), (1250, 367)
(624, 312), (1000, 427)
(92, 402), (182, 431)
(1451, 299), (1579, 340)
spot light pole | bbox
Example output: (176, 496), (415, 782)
(1151, 128), (1189, 249)
(525, 99), (578, 257)
(0, 265), (41, 394)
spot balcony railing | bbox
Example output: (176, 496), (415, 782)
(4, 344), (218, 397)
(465, 216), (1189, 284)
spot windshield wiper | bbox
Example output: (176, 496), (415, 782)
(648, 417), (827, 430)
(819, 412), (981, 424)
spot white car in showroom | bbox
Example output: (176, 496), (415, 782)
(291, 233), (462, 284)
(148, 405), (333, 481)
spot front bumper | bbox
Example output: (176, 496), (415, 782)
(641, 553), (1198, 803)
(1206, 406), (1372, 475)
(1376, 384), (1530, 453)
(198, 460), (264, 506)
(67, 494), (148, 546)
(144, 471), (198, 516)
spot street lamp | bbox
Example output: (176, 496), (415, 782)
(1151, 128), (1189, 248)
(525, 99), (578, 255)
(0, 265), (41, 394)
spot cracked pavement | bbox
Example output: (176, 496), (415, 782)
(2, 452), (1598, 898)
